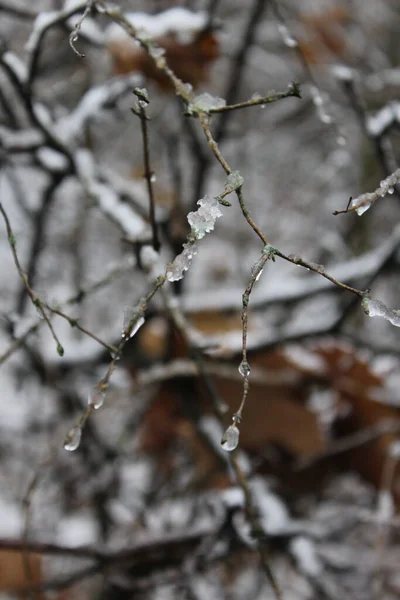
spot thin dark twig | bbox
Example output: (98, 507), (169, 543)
(0, 202), (64, 356)
(209, 84), (301, 113)
(132, 88), (160, 252)
(17, 174), (64, 315)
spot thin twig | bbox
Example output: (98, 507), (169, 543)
(132, 88), (160, 252)
(0, 202), (64, 357)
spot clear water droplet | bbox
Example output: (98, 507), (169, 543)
(150, 173), (156, 183)
(88, 386), (106, 409)
(221, 423), (240, 451)
(63, 426), (82, 451)
(388, 187), (394, 194)
(238, 360), (251, 377)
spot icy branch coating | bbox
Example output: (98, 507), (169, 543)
(225, 171), (244, 193)
(350, 168), (400, 215)
(188, 93), (226, 114)
(361, 296), (400, 327)
(187, 195), (223, 240)
(166, 242), (198, 282)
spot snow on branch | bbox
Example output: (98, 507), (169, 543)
(75, 148), (148, 238)
(367, 102), (400, 137)
(55, 74), (141, 145)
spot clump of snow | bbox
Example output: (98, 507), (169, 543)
(75, 149), (147, 238)
(283, 344), (326, 374)
(251, 477), (290, 535)
(290, 536), (323, 577)
(36, 147), (69, 172)
(2, 51), (27, 82)
(367, 103), (400, 137)
(105, 8), (208, 45)
(26, 11), (59, 52)
(57, 512), (100, 546)
(331, 64), (354, 82)
(55, 75), (141, 145)
(187, 195), (223, 240)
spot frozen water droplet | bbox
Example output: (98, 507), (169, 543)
(251, 92), (261, 101)
(388, 187), (394, 194)
(238, 360), (251, 377)
(131, 316), (145, 338)
(221, 423), (240, 451)
(288, 254), (302, 264)
(88, 386), (106, 410)
(63, 426), (81, 452)
(150, 173), (157, 183)
(336, 135), (347, 146)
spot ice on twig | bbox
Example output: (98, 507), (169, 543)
(188, 93), (226, 114)
(88, 385), (106, 409)
(361, 295), (400, 327)
(224, 171), (244, 193)
(63, 426), (82, 451)
(350, 168), (400, 215)
(166, 242), (198, 282)
(187, 195), (222, 240)
(238, 360), (251, 378)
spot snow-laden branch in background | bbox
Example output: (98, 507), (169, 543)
(75, 148), (148, 238)
(362, 295), (400, 328)
(334, 168), (400, 216)
(104, 7), (208, 47)
(25, 1), (103, 54)
(367, 102), (400, 137)
(55, 74), (141, 145)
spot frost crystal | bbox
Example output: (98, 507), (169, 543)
(166, 242), (198, 282)
(221, 422), (240, 451)
(350, 167), (400, 215)
(187, 195), (222, 240)
(190, 93), (226, 113)
(63, 426), (82, 451)
(361, 296), (400, 327)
